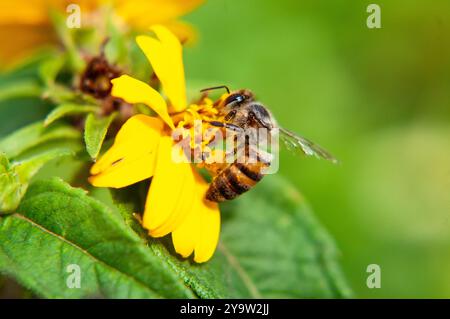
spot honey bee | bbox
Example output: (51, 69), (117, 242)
(201, 86), (337, 202)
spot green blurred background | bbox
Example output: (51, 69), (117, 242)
(184, 0), (450, 298)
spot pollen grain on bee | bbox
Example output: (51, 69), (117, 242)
(170, 119), (280, 174)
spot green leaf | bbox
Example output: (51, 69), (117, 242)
(0, 122), (80, 158)
(0, 50), (57, 85)
(0, 178), (196, 298)
(0, 151), (71, 213)
(0, 175), (350, 298)
(44, 103), (98, 127)
(84, 113), (116, 160)
(104, 15), (128, 65)
(0, 98), (53, 138)
(0, 51), (59, 137)
(111, 175), (352, 298)
(218, 176), (352, 298)
(0, 215), (162, 298)
(39, 55), (66, 87)
(0, 80), (41, 101)
(49, 10), (84, 72)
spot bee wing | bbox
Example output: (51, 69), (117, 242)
(278, 127), (338, 164)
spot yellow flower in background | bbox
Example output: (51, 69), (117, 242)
(89, 25), (220, 263)
(0, 0), (203, 65)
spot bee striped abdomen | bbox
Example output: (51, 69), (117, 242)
(235, 163), (263, 182)
(206, 161), (268, 202)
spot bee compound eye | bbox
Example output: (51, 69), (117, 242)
(224, 93), (245, 107)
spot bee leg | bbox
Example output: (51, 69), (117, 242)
(224, 110), (237, 121)
(248, 110), (273, 130)
(208, 121), (243, 132)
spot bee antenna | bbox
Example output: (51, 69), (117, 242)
(200, 85), (230, 94)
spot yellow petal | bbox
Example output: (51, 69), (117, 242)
(0, 0), (202, 67)
(149, 163), (196, 237)
(0, 2), (49, 25)
(171, 202), (200, 258)
(111, 75), (174, 129)
(162, 20), (198, 46)
(0, 0), (98, 25)
(143, 136), (193, 235)
(0, 1), (57, 65)
(0, 0), (97, 67)
(193, 182), (220, 263)
(136, 25), (186, 112)
(113, 0), (204, 29)
(89, 115), (163, 188)
(172, 170), (220, 263)
(0, 0), (203, 28)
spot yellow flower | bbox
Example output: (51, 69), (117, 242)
(0, 0), (203, 66)
(89, 25), (221, 263)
